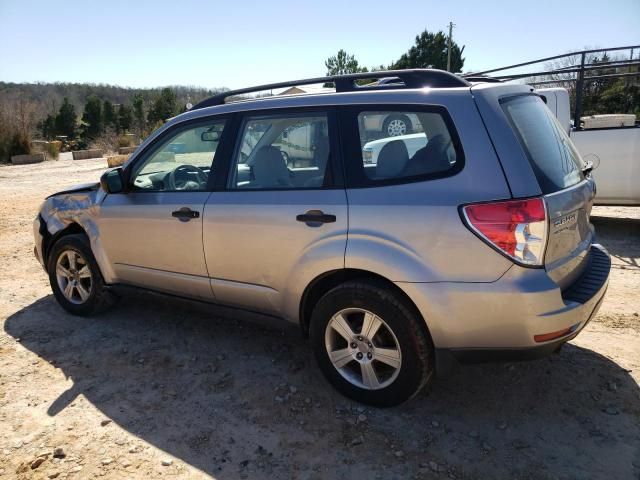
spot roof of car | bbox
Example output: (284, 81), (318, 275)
(172, 87), (469, 123)
(191, 69), (470, 109)
(163, 70), (531, 127)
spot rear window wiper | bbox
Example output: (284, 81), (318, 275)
(581, 154), (600, 175)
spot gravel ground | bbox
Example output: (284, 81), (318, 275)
(0, 158), (639, 480)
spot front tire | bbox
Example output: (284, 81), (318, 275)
(310, 281), (433, 407)
(47, 234), (114, 316)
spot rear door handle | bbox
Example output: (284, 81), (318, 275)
(296, 209), (336, 225)
(172, 207), (200, 221)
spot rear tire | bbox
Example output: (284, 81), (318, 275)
(47, 234), (114, 316)
(309, 280), (433, 407)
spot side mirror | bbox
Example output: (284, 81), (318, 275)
(201, 131), (220, 142)
(100, 168), (124, 194)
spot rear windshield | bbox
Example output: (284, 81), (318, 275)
(502, 95), (584, 194)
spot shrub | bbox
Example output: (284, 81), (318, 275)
(117, 134), (135, 148)
(89, 129), (119, 155)
(45, 141), (61, 160)
(8, 133), (31, 158)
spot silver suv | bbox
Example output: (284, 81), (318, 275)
(34, 70), (610, 406)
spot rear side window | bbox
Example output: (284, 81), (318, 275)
(229, 113), (331, 190)
(502, 95), (584, 194)
(349, 108), (462, 186)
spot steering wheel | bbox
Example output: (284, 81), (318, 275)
(167, 164), (208, 190)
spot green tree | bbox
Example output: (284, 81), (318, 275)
(38, 114), (56, 140)
(132, 94), (146, 135)
(392, 30), (465, 72)
(325, 49), (368, 76)
(599, 81), (639, 115)
(103, 100), (116, 131)
(147, 88), (177, 125)
(579, 54), (640, 116)
(81, 95), (103, 138)
(55, 97), (77, 139)
(118, 104), (133, 133)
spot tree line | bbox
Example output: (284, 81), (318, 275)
(37, 88), (182, 142)
(542, 52), (640, 118)
(0, 84), (223, 162)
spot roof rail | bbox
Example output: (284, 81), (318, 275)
(463, 75), (503, 83)
(191, 69), (469, 110)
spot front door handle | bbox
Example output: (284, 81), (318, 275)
(172, 207), (200, 222)
(296, 209), (336, 225)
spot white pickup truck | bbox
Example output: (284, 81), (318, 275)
(538, 88), (640, 206)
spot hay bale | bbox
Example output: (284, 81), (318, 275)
(11, 153), (45, 165)
(106, 155), (129, 168)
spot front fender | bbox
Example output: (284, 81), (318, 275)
(38, 189), (116, 283)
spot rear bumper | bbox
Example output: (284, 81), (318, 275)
(440, 290), (606, 367)
(396, 244), (611, 355)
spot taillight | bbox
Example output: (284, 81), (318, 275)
(462, 198), (548, 266)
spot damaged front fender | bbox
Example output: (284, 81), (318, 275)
(35, 183), (116, 283)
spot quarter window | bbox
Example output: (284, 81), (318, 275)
(230, 114), (331, 189)
(357, 110), (459, 182)
(131, 120), (225, 191)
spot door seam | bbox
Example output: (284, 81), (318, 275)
(201, 191), (216, 298)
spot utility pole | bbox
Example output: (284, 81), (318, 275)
(447, 22), (453, 71)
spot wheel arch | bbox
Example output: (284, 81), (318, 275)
(299, 268), (431, 341)
(42, 221), (87, 266)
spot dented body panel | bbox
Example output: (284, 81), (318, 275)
(34, 184), (117, 283)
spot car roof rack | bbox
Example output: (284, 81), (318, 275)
(463, 75), (503, 83)
(191, 69), (469, 110)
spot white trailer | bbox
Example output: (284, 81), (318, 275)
(538, 87), (640, 206)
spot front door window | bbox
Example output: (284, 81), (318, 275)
(131, 120), (226, 191)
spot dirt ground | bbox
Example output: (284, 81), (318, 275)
(0, 158), (638, 480)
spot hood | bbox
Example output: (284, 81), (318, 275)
(46, 182), (100, 199)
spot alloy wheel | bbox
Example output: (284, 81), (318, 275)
(324, 308), (402, 390)
(387, 119), (407, 137)
(55, 249), (92, 304)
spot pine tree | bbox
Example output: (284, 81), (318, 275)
(132, 94), (146, 135)
(118, 104), (133, 133)
(55, 97), (77, 139)
(103, 100), (116, 131)
(392, 30), (465, 72)
(147, 88), (177, 125)
(81, 96), (103, 138)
